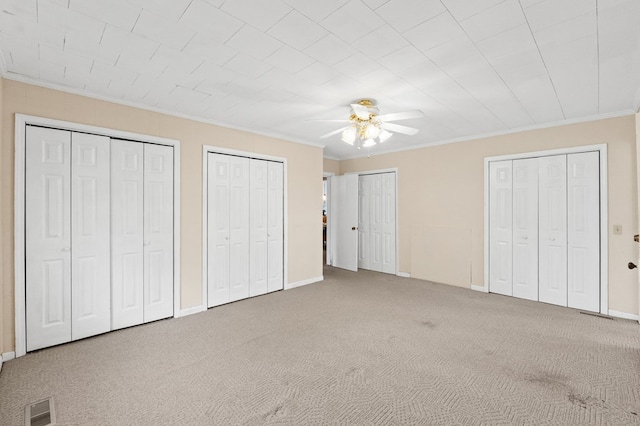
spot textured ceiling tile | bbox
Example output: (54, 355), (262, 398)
(332, 53), (381, 78)
(101, 24), (159, 62)
(476, 25), (537, 62)
(296, 61), (343, 85)
(403, 12), (466, 53)
(225, 25), (283, 60)
(303, 34), (357, 65)
(441, 0), (505, 21)
(191, 60), (239, 84)
(376, 0), (445, 33)
(320, 0), (386, 43)
(351, 25), (408, 59)
(459, 0), (525, 42)
(267, 10), (328, 50)
(69, 0), (141, 31)
(281, 0), (349, 21)
(377, 45), (429, 74)
(524, 0), (596, 33)
(223, 53), (272, 79)
(38, 0), (105, 45)
(264, 45), (315, 73)
(178, 1), (243, 43)
(133, 9), (195, 51)
(221, 0), (292, 31)
(151, 46), (203, 74)
(127, 0), (192, 22)
(182, 35), (237, 65)
(1, 0), (38, 21)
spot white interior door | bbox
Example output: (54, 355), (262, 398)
(330, 174), (359, 271)
(25, 126), (72, 351)
(381, 172), (396, 274)
(250, 159), (268, 297)
(267, 161), (284, 293)
(512, 158), (539, 301)
(111, 140), (144, 330)
(539, 155), (568, 307)
(489, 160), (513, 296)
(357, 175), (370, 270)
(208, 153), (231, 307)
(71, 132), (111, 340)
(143, 144), (174, 322)
(369, 175), (384, 272)
(567, 152), (600, 312)
(229, 156), (250, 302)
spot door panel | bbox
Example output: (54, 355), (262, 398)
(330, 174), (359, 271)
(143, 144), (174, 322)
(381, 173), (396, 274)
(208, 153), (231, 307)
(489, 160), (513, 296)
(229, 156), (250, 302)
(539, 155), (567, 307)
(357, 175), (370, 269)
(369, 175), (383, 272)
(26, 126), (72, 351)
(567, 152), (600, 311)
(111, 140), (144, 329)
(512, 158), (538, 301)
(267, 161), (284, 293)
(250, 159), (268, 297)
(71, 132), (111, 340)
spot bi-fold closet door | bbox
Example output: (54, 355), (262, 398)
(25, 126), (174, 352)
(488, 152), (600, 312)
(207, 153), (284, 308)
(357, 173), (396, 274)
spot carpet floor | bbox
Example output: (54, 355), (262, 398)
(1, 266), (639, 425)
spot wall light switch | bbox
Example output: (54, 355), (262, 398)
(613, 225), (622, 235)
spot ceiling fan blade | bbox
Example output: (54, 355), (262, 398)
(306, 119), (351, 123)
(381, 122), (419, 136)
(320, 126), (350, 139)
(350, 103), (370, 120)
(376, 110), (424, 122)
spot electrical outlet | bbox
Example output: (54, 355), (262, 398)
(613, 224), (622, 235)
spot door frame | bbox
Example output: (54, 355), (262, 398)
(344, 168), (400, 276)
(201, 145), (288, 308)
(323, 172), (334, 266)
(14, 114), (181, 358)
(482, 144), (608, 314)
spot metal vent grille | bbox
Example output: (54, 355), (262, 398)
(25, 397), (55, 426)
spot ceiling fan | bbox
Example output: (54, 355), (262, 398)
(319, 99), (424, 148)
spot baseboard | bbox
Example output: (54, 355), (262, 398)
(285, 276), (323, 290)
(178, 305), (207, 318)
(396, 272), (411, 278)
(608, 310), (639, 321)
(471, 284), (488, 293)
(1, 351), (16, 373)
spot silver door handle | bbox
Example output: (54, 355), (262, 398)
(61, 247), (70, 252)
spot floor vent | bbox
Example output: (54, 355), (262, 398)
(580, 311), (614, 320)
(25, 397), (55, 426)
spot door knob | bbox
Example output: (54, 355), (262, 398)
(635, 234), (639, 243)
(629, 262), (637, 270)
(61, 247), (70, 252)
(523, 236), (528, 240)
(144, 241), (151, 246)
(351, 226), (356, 231)
(550, 237), (555, 241)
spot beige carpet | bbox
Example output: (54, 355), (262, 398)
(1, 266), (639, 425)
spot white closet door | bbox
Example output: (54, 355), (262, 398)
(250, 159), (269, 297)
(539, 155), (568, 307)
(229, 156), (250, 302)
(512, 158), (539, 301)
(489, 160), (513, 296)
(71, 133), (111, 340)
(111, 140), (144, 330)
(208, 153), (231, 307)
(381, 172), (396, 274)
(357, 175), (370, 270)
(369, 174), (383, 273)
(26, 126), (72, 351)
(330, 174), (359, 271)
(567, 152), (600, 312)
(267, 161), (284, 293)
(143, 144), (174, 322)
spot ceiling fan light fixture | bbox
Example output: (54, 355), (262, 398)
(364, 122), (381, 139)
(378, 129), (392, 143)
(363, 138), (376, 147)
(341, 126), (356, 144)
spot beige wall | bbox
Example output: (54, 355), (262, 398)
(323, 157), (340, 175)
(1, 79), (323, 353)
(341, 116), (639, 316)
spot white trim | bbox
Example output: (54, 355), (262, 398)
(14, 114), (181, 358)
(471, 284), (488, 293)
(608, 310), (639, 321)
(178, 305), (207, 318)
(285, 276), (323, 290)
(2, 352), (15, 362)
(483, 143), (609, 314)
(396, 272), (411, 278)
(2, 74), (325, 150)
(323, 173), (333, 266)
(337, 111), (634, 161)
(202, 145), (288, 309)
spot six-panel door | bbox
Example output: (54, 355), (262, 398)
(489, 160), (513, 296)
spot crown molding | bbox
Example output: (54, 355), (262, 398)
(2, 73), (327, 150)
(633, 86), (640, 114)
(323, 155), (341, 161)
(336, 109), (636, 161)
